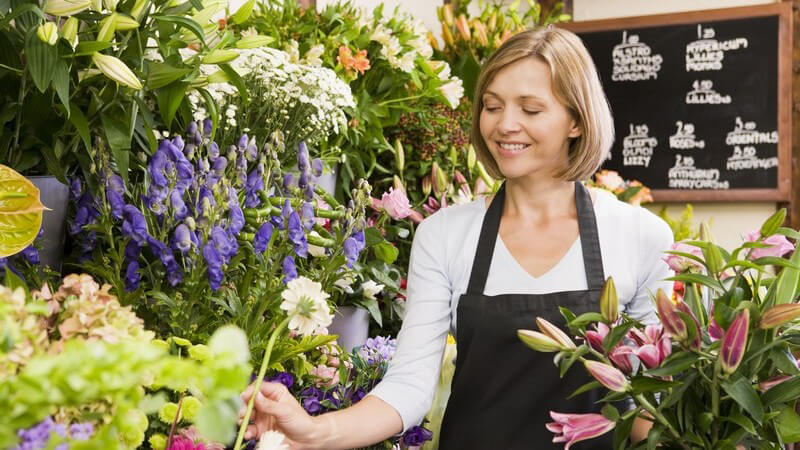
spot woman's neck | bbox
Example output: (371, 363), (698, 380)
(503, 177), (576, 222)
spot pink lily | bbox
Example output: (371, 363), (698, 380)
(584, 360), (629, 392)
(708, 303), (724, 341)
(635, 337), (672, 369)
(758, 375), (792, 392)
(585, 322), (610, 353)
(547, 412), (615, 450)
(720, 309), (750, 374)
(608, 345), (635, 374)
(675, 301), (702, 350)
(656, 289), (687, 341)
(743, 230), (795, 260)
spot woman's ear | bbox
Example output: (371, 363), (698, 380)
(568, 120), (582, 139)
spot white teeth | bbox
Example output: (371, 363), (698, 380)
(499, 143), (527, 151)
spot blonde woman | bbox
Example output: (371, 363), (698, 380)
(240, 27), (673, 449)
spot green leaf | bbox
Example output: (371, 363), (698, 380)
(761, 208), (787, 238)
(373, 241), (398, 264)
(100, 111), (131, 186)
(188, 0), (203, 10)
(666, 274), (723, 293)
(762, 376), (800, 406)
(156, 81), (188, 127)
(721, 375), (764, 424)
(197, 87), (219, 139)
(559, 344), (588, 377)
(646, 351), (698, 377)
(24, 30), (58, 93)
(0, 3), (45, 29)
(774, 403), (800, 443)
(724, 410), (755, 434)
(195, 398), (238, 443)
(4, 266), (28, 293)
(230, 0), (254, 23)
(776, 227), (800, 240)
(145, 60), (191, 89)
(630, 376), (682, 392)
(612, 412), (635, 450)
(152, 14), (206, 44)
(72, 41), (113, 56)
(357, 297), (381, 328)
(68, 103), (91, 152)
(604, 320), (634, 353)
(559, 307), (576, 325)
(567, 380), (601, 399)
(218, 63), (248, 104)
(721, 259), (766, 273)
(40, 145), (65, 183)
(601, 403), (619, 421)
(752, 256), (800, 270)
(0, 165), (45, 257)
(774, 247), (800, 305)
(569, 312), (605, 328)
(51, 58), (70, 115)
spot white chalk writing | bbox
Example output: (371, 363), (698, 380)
(622, 124), (657, 167)
(669, 121), (706, 150)
(685, 80), (732, 104)
(612, 31), (663, 81)
(668, 154), (730, 189)
(686, 25), (748, 72)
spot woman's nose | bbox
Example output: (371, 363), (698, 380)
(497, 110), (522, 134)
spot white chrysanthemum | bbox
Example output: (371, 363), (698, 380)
(361, 280), (385, 300)
(280, 276), (332, 336)
(439, 78), (464, 109)
(257, 431), (289, 450)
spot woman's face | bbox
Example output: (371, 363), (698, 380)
(479, 56), (580, 181)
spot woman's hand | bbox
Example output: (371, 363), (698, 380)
(239, 381), (323, 449)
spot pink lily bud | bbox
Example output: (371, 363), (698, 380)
(407, 210), (424, 224)
(758, 375), (792, 392)
(536, 317), (576, 350)
(608, 345), (635, 374)
(759, 304), (800, 329)
(599, 277), (619, 323)
(634, 344), (660, 369)
(546, 412), (615, 450)
(421, 175), (432, 197)
(708, 303), (724, 341)
(585, 323), (609, 353)
(584, 360), (630, 392)
(454, 170), (467, 186)
(518, 329), (562, 353)
(393, 175), (406, 195)
(720, 309), (750, 374)
(675, 301), (701, 350)
(473, 177), (490, 195)
(656, 289), (687, 341)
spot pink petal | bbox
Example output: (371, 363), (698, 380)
(564, 420), (616, 450)
(545, 422), (564, 433)
(644, 324), (663, 344)
(635, 344), (660, 369)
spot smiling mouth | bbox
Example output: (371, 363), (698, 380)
(497, 142), (531, 153)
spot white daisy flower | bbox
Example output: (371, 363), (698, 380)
(257, 430), (289, 450)
(280, 276), (332, 336)
(361, 280), (385, 300)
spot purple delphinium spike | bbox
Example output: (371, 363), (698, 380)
(105, 173), (125, 220)
(288, 212), (308, 258)
(297, 141), (310, 172)
(169, 189), (189, 221)
(244, 166), (264, 208)
(125, 260), (141, 291)
(254, 222), (274, 254)
(343, 237), (359, 268)
(311, 158), (323, 177)
(20, 245), (40, 265)
(282, 255), (298, 283)
(122, 205), (149, 245)
(228, 204), (245, 235)
(172, 224), (193, 254)
(202, 243), (224, 291)
(203, 119), (213, 137)
(301, 202), (315, 231)
(283, 173), (295, 191)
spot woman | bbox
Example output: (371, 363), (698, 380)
(240, 26), (673, 449)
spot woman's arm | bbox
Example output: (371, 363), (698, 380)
(311, 396), (403, 449)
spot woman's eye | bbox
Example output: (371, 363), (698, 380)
(523, 110), (541, 115)
(484, 106), (500, 112)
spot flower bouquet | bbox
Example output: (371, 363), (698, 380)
(519, 209), (800, 449)
(588, 169), (653, 206)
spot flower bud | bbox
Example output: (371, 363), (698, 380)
(473, 20), (488, 47)
(427, 31), (440, 52)
(393, 138), (405, 172)
(92, 52), (143, 89)
(455, 14), (471, 41)
(656, 288), (687, 341)
(720, 309), (749, 374)
(103, 0), (117, 11)
(488, 11), (497, 32)
(44, 0), (92, 16)
(90, 0), (102, 11)
(421, 175), (432, 197)
(467, 145), (477, 172)
(37, 22), (59, 46)
(235, 34), (274, 49)
(393, 175), (406, 195)
(441, 3), (454, 26)
(60, 17), (79, 48)
(599, 277), (618, 323)
(536, 317), (576, 350)
(96, 14), (117, 42)
(184, 216), (196, 231)
(584, 360), (629, 392)
(517, 329), (562, 353)
(441, 23), (455, 47)
(202, 49), (239, 64)
(114, 14), (140, 31)
(454, 170), (467, 187)
(759, 304), (800, 329)
(129, 0), (147, 18)
(675, 301), (701, 350)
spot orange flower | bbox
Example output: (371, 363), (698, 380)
(217, 18), (227, 31)
(351, 49), (371, 75)
(337, 45), (354, 68)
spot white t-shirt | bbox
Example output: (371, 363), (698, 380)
(368, 188), (675, 432)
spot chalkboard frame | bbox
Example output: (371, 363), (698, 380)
(560, 3), (792, 202)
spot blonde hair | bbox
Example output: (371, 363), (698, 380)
(471, 27), (614, 181)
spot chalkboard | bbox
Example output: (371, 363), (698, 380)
(561, 4), (791, 202)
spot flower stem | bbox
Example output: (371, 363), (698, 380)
(378, 94), (425, 106)
(233, 315), (292, 450)
(634, 393), (683, 444)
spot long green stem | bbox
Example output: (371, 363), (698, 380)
(378, 94), (425, 106)
(233, 315), (292, 450)
(634, 393), (684, 446)
(13, 75), (26, 153)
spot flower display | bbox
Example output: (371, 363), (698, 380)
(519, 209), (800, 448)
(588, 170), (653, 205)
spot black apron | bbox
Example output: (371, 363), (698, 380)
(439, 181), (611, 450)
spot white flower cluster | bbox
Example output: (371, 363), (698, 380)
(188, 46), (355, 143)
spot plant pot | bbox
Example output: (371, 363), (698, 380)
(316, 163), (339, 195)
(328, 305), (370, 353)
(29, 176), (69, 272)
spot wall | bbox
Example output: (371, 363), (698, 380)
(573, 0), (781, 250)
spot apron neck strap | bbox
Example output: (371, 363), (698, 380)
(466, 181), (606, 295)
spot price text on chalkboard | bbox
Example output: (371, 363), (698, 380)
(561, 4), (791, 202)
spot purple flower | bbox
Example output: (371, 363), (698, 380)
(210, 226), (234, 260)
(402, 426), (433, 446)
(283, 173), (295, 190)
(80, 231), (96, 262)
(245, 137), (258, 162)
(171, 135), (185, 151)
(358, 336), (398, 365)
(148, 149), (171, 187)
(165, 141), (194, 190)
(148, 236), (183, 286)
(312, 158), (323, 177)
(352, 230), (365, 253)
(254, 222), (274, 254)
(125, 261), (140, 291)
(244, 167), (264, 208)
(69, 177), (82, 200)
(202, 243), (224, 291)
(228, 204), (244, 235)
(297, 141), (310, 171)
(203, 119), (213, 137)
(351, 388), (366, 404)
(282, 255), (297, 283)
(300, 202), (315, 231)
(124, 240), (141, 262)
(343, 237), (359, 268)
(106, 174), (125, 220)
(322, 391), (341, 409)
(68, 423), (93, 441)
(14, 417), (68, 450)
(299, 170), (309, 190)
(122, 205), (148, 245)
(169, 189), (189, 221)
(268, 371), (295, 389)
(197, 186), (216, 212)
(281, 199), (294, 219)
(20, 245), (40, 265)
(212, 156), (227, 175)
(145, 184), (169, 214)
(70, 193), (98, 235)
(172, 224), (193, 254)
(302, 396), (321, 415)
(288, 212), (308, 258)
(237, 133), (249, 150)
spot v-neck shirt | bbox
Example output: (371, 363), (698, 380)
(368, 188), (675, 432)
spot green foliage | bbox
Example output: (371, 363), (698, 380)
(659, 204), (702, 241)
